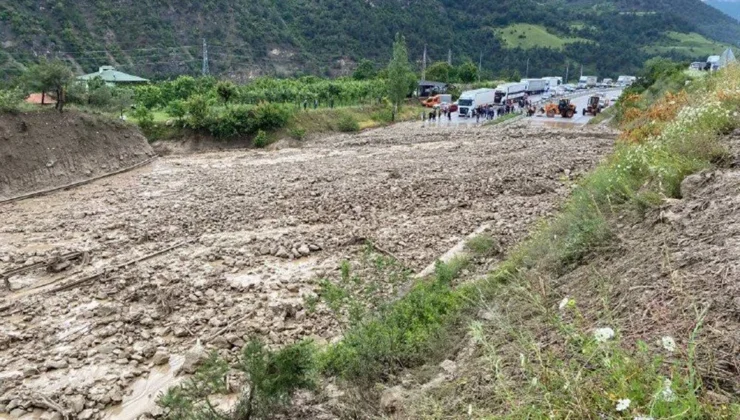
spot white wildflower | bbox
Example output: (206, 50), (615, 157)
(559, 297), (570, 310)
(593, 327), (615, 343)
(616, 398), (631, 412)
(661, 336), (677, 352)
(634, 416), (654, 420)
(659, 378), (676, 402)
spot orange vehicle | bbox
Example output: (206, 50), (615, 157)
(421, 94), (452, 108)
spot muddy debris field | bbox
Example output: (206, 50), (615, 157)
(0, 121), (616, 418)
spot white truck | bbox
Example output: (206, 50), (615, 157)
(520, 79), (548, 95)
(616, 75), (637, 86)
(494, 83), (527, 105)
(577, 76), (597, 89)
(457, 88), (496, 117)
(542, 76), (563, 91)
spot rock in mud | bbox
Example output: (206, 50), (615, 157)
(380, 385), (405, 414)
(151, 350), (170, 366)
(176, 341), (207, 376)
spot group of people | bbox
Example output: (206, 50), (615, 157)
(424, 105), (453, 122)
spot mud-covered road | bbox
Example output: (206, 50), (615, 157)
(0, 119), (616, 419)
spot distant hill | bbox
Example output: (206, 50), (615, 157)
(705, 0), (740, 21)
(0, 0), (738, 80)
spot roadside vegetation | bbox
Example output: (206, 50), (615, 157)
(0, 36), (431, 147)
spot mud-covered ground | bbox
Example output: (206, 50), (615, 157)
(0, 120), (616, 419)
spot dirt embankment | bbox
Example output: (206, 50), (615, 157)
(0, 111), (155, 201)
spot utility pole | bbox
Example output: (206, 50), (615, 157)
(580, 64), (583, 79)
(565, 62), (570, 84)
(447, 49), (452, 66)
(478, 52), (482, 83)
(422, 44), (427, 81)
(526, 57), (530, 78)
(202, 39), (209, 76)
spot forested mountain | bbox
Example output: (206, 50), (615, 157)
(1, 0), (738, 80)
(705, 0), (740, 21)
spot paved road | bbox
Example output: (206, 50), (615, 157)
(420, 89), (622, 128)
(528, 89), (623, 126)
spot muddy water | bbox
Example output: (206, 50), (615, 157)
(103, 355), (186, 420)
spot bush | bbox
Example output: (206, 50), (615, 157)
(288, 127), (306, 140)
(0, 88), (25, 113)
(132, 106), (155, 131)
(253, 130), (269, 148)
(159, 340), (316, 420)
(337, 113), (360, 132)
(320, 258), (468, 381)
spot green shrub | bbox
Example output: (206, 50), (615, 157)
(132, 106), (155, 131)
(465, 234), (497, 255)
(320, 259), (468, 382)
(165, 99), (187, 120)
(184, 94), (212, 129)
(253, 130), (269, 148)
(288, 127), (307, 140)
(337, 114), (360, 132)
(159, 340), (316, 420)
(0, 88), (24, 113)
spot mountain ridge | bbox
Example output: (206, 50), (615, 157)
(0, 0), (738, 80)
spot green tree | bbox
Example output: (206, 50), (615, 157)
(112, 88), (135, 118)
(89, 83), (112, 108)
(353, 59), (377, 80)
(215, 80), (237, 106)
(25, 59), (74, 112)
(426, 61), (455, 83)
(387, 33), (413, 112)
(457, 60), (478, 83)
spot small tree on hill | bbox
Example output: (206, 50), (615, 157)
(426, 61), (456, 83)
(216, 80), (237, 106)
(387, 33), (413, 114)
(353, 59), (377, 80)
(457, 60), (478, 83)
(26, 59), (74, 112)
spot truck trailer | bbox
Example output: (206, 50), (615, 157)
(577, 76), (598, 89)
(616, 76), (637, 86)
(521, 79), (548, 95)
(494, 83), (527, 105)
(457, 89), (496, 117)
(542, 77), (563, 91)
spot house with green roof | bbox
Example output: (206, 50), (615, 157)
(77, 66), (149, 86)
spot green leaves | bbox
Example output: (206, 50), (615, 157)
(387, 33), (413, 109)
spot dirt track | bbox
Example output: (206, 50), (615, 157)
(0, 120), (616, 418)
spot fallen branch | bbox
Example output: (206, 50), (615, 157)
(48, 240), (195, 294)
(32, 393), (70, 420)
(1, 252), (82, 287)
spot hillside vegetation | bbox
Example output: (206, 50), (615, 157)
(1, 0), (739, 80)
(496, 24), (592, 50)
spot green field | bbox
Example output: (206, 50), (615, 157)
(644, 31), (729, 59)
(496, 23), (591, 50)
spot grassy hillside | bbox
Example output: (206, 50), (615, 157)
(496, 24), (592, 50)
(0, 0), (738, 80)
(644, 31), (730, 57)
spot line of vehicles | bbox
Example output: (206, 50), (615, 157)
(421, 75), (633, 118)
